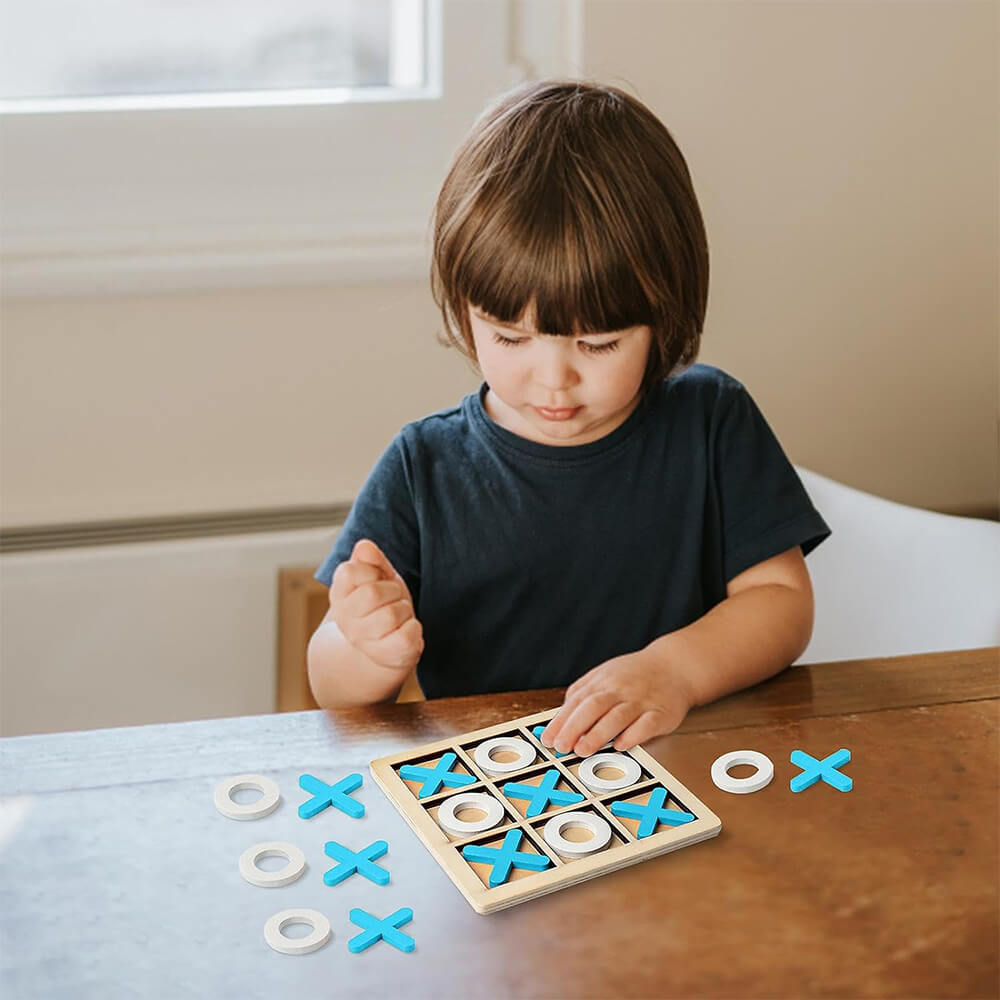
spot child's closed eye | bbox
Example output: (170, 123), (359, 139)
(491, 332), (526, 348)
(579, 339), (620, 355)
(491, 332), (620, 355)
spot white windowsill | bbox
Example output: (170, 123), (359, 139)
(1, 223), (432, 297)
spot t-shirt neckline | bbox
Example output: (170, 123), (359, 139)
(466, 382), (653, 463)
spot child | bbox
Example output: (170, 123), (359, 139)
(308, 79), (830, 756)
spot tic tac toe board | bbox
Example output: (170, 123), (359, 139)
(370, 708), (722, 914)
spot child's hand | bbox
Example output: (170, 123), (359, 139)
(329, 539), (424, 672)
(539, 649), (694, 756)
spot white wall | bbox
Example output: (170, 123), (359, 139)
(0, 280), (479, 525)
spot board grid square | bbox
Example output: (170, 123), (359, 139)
(370, 708), (722, 913)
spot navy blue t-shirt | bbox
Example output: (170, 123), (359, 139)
(315, 364), (830, 698)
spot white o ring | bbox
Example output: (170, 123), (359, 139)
(239, 842), (306, 888)
(711, 750), (774, 794)
(214, 774), (280, 821)
(543, 811), (612, 859)
(577, 752), (642, 792)
(474, 736), (536, 776)
(437, 792), (506, 836)
(263, 909), (331, 956)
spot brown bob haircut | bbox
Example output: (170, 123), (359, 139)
(430, 79), (709, 396)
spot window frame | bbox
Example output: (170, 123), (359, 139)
(0, 0), (581, 297)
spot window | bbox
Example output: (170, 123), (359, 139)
(1, 0), (427, 103)
(0, 1), (580, 296)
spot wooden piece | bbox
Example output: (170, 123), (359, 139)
(370, 707), (721, 913)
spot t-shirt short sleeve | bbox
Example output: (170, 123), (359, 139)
(313, 434), (421, 605)
(714, 382), (831, 583)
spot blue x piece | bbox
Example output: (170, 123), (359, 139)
(323, 839), (390, 886)
(348, 906), (414, 954)
(461, 829), (551, 887)
(398, 752), (476, 799)
(790, 748), (852, 793)
(502, 769), (584, 818)
(532, 725), (570, 758)
(299, 772), (365, 819)
(609, 786), (695, 838)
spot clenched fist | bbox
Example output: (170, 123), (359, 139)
(329, 539), (424, 672)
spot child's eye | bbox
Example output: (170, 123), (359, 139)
(580, 340), (620, 355)
(492, 332), (526, 347)
(491, 331), (620, 354)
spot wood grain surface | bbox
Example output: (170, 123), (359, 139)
(1, 648), (997, 999)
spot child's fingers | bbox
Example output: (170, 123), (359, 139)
(374, 618), (424, 670)
(330, 559), (382, 600)
(352, 539), (403, 582)
(538, 719), (558, 748)
(360, 615), (424, 672)
(563, 671), (594, 702)
(351, 538), (417, 605)
(539, 705), (572, 748)
(572, 703), (641, 758)
(342, 580), (405, 620)
(540, 677), (596, 746)
(351, 537), (384, 564)
(355, 597), (414, 643)
(549, 691), (620, 754)
(612, 710), (669, 751)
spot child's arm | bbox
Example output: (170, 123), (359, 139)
(307, 539), (424, 709)
(540, 545), (814, 755)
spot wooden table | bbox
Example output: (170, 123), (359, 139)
(1, 648), (997, 999)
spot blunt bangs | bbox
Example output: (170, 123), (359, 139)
(454, 163), (657, 338)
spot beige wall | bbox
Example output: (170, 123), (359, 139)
(582, 0), (998, 517)
(0, 281), (478, 525)
(2, 0), (997, 528)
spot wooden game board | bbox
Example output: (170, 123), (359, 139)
(369, 708), (722, 914)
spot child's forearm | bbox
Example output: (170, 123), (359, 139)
(306, 622), (413, 708)
(649, 584), (814, 709)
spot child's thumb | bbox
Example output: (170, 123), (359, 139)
(351, 539), (397, 579)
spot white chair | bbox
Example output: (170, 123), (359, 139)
(794, 466), (1000, 664)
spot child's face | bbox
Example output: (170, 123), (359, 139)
(468, 303), (653, 447)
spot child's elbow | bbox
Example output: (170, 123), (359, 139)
(306, 626), (343, 709)
(790, 582), (815, 663)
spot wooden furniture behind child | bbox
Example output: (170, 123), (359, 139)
(277, 568), (424, 711)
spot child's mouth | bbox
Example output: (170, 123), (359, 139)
(534, 406), (582, 421)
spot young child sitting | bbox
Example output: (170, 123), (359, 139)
(308, 79), (830, 757)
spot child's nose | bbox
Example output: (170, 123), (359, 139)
(534, 344), (578, 390)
